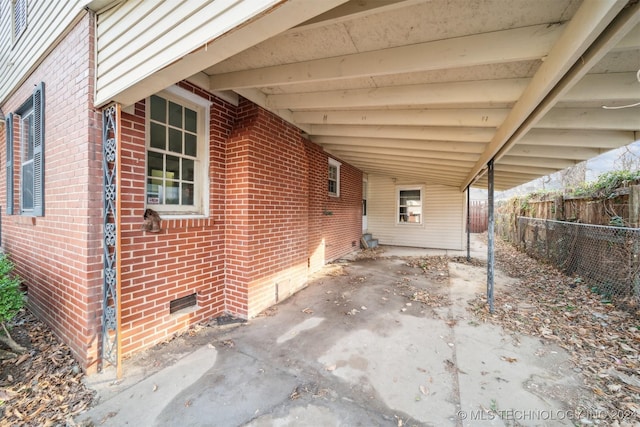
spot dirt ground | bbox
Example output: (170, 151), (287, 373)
(1, 236), (639, 426)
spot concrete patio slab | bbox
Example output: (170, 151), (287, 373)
(79, 238), (587, 427)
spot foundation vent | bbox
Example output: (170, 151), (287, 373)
(169, 293), (197, 314)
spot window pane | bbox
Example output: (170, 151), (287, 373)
(150, 122), (166, 150)
(147, 151), (164, 177)
(328, 180), (336, 194)
(22, 162), (33, 209)
(168, 101), (182, 128)
(169, 128), (182, 153)
(328, 165), (337, 180)
(185, 133), (197, 157)
(185, 108), (197, 132)
(182, 183), (194, 205)
(150, 95), (166, 122)
(147, 178), (162, 205)
(165, 181), (180, 205)
(182, 158), (194, 181)
(399, 208), (408, 222)
(400, 190), (420, 205)
(166, 154), (180, 180)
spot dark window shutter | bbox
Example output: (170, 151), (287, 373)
(5, 112), (13, 215)
(32, 82), (44, 216)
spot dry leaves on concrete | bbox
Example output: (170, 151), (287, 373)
(394, 257), (452, 308)
(0, 310), (96, 427)
(405, 256), (450, 282)
(355, 247), (385, 260)
(469, 236), (640, 424)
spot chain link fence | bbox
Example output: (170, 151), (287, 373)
(510, 217), (640, 306)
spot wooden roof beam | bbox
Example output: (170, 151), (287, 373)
(209, 24), (564, 90)
(462, 0), (630, 190)
(292, 109), (509, 127)
(266, 79), (528, 110)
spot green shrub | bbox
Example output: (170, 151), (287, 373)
(0, 254), (24, 325)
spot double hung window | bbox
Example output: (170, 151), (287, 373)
(398, 187), (422, 224)
(328, 158), (341, 197)
(146, 88), (209, 215)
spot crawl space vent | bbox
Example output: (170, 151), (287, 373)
(170, 293), (197, 314)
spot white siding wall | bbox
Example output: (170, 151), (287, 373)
(0, 0), (87, 104)
(95, 0), (279, 106)
(367, 174), (465, 250)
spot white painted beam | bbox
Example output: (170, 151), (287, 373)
(536, 107), (640, 130)
(562, 72), (640, 103)
(507, 144), (604, 160)
(266, 79), (529, 110)
(348, 163), (466, 182)
(519, 129), (635, 148)
(492, 170), (552, 180)
(309, 125), (494, 142)
(209, 24), (563, 90)
(495, 164), (562, 175)
(330, 152), (475, 168)
(292, 109), (509, 127)
(462, 0), (629, 189)
(615, 23), (640, 50)
(315, 137), (486, 154)
(351, 160), (471, 177)
(338, 163), (473, 178)
(498, 155), (577, 169)
(318, 144), (480, 162)
(486, 1), (640, 192)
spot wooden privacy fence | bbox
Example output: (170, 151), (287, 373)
(469, 200), (488, 233)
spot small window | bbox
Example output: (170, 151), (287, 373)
(328, 158), (340, 197)
(12, 0), (27, 42)
(146, 88), (209, 215)
(398, 187), (422, 224)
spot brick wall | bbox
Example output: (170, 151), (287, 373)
(0, 11), (362, 367)
(225, 101), (310, 317)
(118, 82), (232, 357)
(0, 13), (104, 370)
(306, 141), (363, 271)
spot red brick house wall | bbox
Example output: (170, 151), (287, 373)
(0, 13), (104, 369)
(226, 101), (311, 317)
(1, 15), (362, 370)
(117, 94), (361, 355)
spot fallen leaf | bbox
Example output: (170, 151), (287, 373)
(419, 385), (428, 395)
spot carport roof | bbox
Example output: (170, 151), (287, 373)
(116, 0), (640, 191)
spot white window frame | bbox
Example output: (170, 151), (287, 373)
(397, 186), (423, 225)
(145, 85), (210, 217)
(328, 158), (341, 197)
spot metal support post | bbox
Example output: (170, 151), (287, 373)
(487, 159), (495, 313)
(466, 186), (471, 261)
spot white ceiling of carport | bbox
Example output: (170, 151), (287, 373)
(195, 0), (640, 191)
